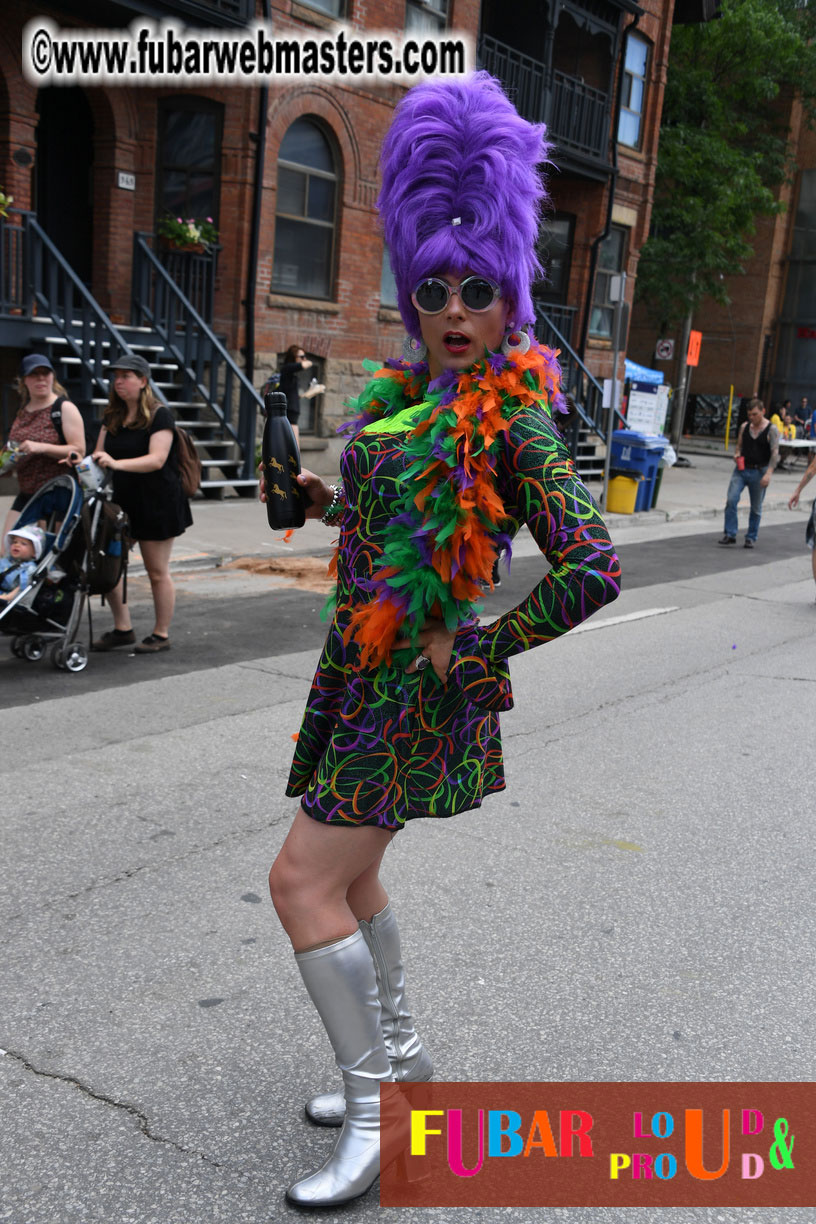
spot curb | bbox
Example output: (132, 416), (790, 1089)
(137, 500), (803, 578)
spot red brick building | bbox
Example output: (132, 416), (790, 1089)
(1, 0), (675, 480)
(628, 93), (816, 429)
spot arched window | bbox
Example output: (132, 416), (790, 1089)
(272, 118), (338, 299)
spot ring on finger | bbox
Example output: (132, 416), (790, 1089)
(414, 653), (431, 672)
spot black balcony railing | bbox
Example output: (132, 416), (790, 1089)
(550, 71), (610, 158)
(478, 35), (612, 163)
(478, 34), (550, 127)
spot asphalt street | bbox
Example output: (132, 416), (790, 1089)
(1, 515), (815, 1224)
(0, 519), (808, 705)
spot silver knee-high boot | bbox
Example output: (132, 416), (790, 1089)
(305, 902), (433, 1127)
(286, 929), (394, 1207)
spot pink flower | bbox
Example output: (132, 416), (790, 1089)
(176, 217), (182, 223)
(206, 216), (213, 223)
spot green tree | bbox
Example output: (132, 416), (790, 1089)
(635, 0), (816, 329)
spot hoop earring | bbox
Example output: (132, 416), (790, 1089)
(501, 327), (531, 357)
(401, 335), (427, 363)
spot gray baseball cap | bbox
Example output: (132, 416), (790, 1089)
(108, 353), (151, 378)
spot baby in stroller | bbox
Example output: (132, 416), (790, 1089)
(1, 475), (88, 670)
(1, 472), (130, 672)
(0, 525), (45, 602)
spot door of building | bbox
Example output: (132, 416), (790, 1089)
(35, 87), (94, 285)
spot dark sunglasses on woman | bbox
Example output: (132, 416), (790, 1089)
(411, 276), (501, 315)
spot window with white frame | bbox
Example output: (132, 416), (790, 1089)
(589, 225), (628, 339)
(272, 117), (338, 300)
(406, 0), (448, 33)
(617, 33), (649, 149)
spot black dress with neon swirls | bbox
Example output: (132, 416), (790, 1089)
(286, 397), (621, 830)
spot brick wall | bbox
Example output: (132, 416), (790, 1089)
(582, 0), (674, 385)
(1, 0), (672, 432)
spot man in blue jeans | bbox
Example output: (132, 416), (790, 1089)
(719, 399), (780, 549)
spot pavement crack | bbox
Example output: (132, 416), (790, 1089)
(1, 814), (290, 933)
(2, 1048), (226, 1169)
(748, 673), (816, 683)
(235, 660), (310, 683)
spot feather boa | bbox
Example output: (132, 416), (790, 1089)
(340, 341), (565, 669)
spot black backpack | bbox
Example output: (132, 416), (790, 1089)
(49, 396), (99, 458)
(81, 496), (130, 596)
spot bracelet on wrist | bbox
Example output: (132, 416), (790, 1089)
(321, 482), (346, 526)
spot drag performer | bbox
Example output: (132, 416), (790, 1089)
(266, 72), (622, 1208)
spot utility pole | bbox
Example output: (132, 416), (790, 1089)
(601, 272), (627, 513)
(670, 310), (693, 452)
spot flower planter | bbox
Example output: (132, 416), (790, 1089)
(159, 236), (207, 255)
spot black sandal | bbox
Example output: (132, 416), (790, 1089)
(92, 629), (136, 651)
(134, 633), (171, 653)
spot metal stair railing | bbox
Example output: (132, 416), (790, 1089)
(535, 303), (627, 444)
(132, 233), (262, 480)
(1, 211), (26, 314)
(18, 211), (134, 408)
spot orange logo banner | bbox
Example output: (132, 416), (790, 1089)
(380, 1082), (815, 1207)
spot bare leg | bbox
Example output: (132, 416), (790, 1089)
(138, 538), (175, 637)
(346, 852), (390, 922)
(104, 577), (132, 632)
(268, 806), (394, 951)
(811, 548), (816, 588)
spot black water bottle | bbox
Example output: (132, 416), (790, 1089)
(262, 391), (308, 529)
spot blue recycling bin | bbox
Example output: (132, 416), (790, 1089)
(611, 430), (668, 511)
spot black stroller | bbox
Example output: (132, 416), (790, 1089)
(0, 474), (129, 672)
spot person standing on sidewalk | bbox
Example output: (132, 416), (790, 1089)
(91, 353), (192, 653)
(2, 354), (85, 540)
(718, 398), (779, 549)
(278, 344), (313, 445)
(788, 451), (816, 598)
(263, 73), (621, 1210)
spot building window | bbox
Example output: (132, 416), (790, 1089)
(537, 213), (575, 302)
(299, 0), (344, 15)
(617, 33), (649, 149)
(406, 0), (448, 33)
(589, 225), (628, 339)
(272, 118), (338, 300)
(157, 98), (223, 224)
(380, 247), (398, 309)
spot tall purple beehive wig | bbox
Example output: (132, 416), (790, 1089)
(378, 72), (550, 339)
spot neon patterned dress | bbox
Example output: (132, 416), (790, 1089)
(286, 345), (621, 829)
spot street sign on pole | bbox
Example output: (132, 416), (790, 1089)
(686, 330), (702, 367)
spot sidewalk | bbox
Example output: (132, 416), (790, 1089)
(2, 437), (811, 575)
